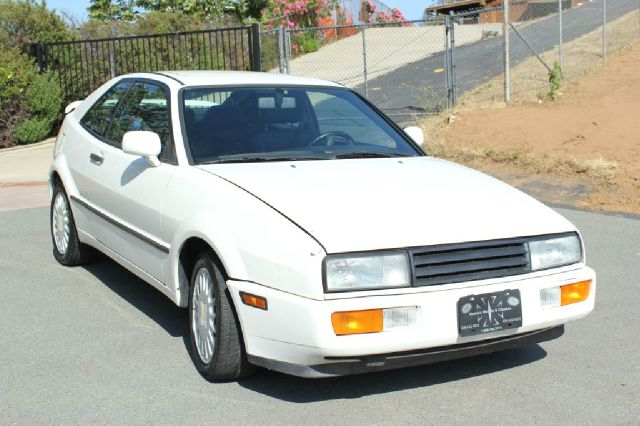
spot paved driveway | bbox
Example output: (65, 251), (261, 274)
(361, 0), (638, 116)
(1, 207), (638, 423)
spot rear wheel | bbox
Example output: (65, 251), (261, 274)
(50, 184), (94, 266)
(188, 253), (255, 380)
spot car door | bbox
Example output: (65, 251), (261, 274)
(70, 81), (134, 235)
(82, 80), (177, 284)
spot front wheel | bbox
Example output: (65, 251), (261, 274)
(188, 253), (255, 380)
(50, 184), (94, 266)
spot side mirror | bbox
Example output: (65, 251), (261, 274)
(65, 100), (83, 115)
(403, 126), (424, 145)
(122, 131), (161, 167)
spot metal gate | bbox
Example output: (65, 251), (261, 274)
(259, 18), (457, 121)
(30, 24), (262, 103)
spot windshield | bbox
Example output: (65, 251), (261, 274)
(181, 86), (422, 164)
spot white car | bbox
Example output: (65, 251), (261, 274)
(50, 71), (596, 379)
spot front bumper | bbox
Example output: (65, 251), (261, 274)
(228, 266), (595, 378)
(248, 325), (564, 378)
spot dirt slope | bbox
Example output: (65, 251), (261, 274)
(440, 42), (640, 215)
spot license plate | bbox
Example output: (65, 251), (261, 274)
(457, 289), (522, 337)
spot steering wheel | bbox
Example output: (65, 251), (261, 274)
(308, 131), (355, 147)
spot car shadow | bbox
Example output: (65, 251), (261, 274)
(82, 253), (187, 338)
(81, 253), (548, 401)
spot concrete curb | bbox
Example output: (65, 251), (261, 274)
(0, 138), (55, 155)
(0, 138), (53, 184)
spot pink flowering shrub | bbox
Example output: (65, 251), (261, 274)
(360, 0), (376, 23)
(360, 1), (408, 25)
(375, 11), (391, 22)
(265, 0), (331, 29)
(391, 8), (407, 22)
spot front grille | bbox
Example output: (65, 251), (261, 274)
(410, 238), (531, 286)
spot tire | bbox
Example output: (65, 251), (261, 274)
(188, 253), (255, 380)
(50, 184), (94, 266)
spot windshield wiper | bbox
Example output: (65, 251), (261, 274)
(334, 152), (405, 159)
(203, 155), (329, 164)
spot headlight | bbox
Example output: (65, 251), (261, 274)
(529, 234), (582, 270)
(324, 252), (411, 292)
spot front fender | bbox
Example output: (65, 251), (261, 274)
(165, 168), (327, 307)
(169, 213), (247, 307)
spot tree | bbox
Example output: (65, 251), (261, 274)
(88, 0), (236, 22)
(88, 0), (138, 21)
(0, 0), (72, 48)
(233, 0), (269, 21)
(135, 0), (230, 17)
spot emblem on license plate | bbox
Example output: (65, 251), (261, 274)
(457, 290), (523, 337)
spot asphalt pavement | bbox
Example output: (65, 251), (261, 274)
(1, 206), (639, 423)
(364, 0), (639, 115)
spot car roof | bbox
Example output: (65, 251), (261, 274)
(124, 70), (344, 88)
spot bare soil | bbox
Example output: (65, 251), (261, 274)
(458, 10), (640, 107)
(420, 41), (640, 215)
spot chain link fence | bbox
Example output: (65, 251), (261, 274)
(260, 16), (504, 119)
(259, 0), (639, 121)
(284, 19), (456, 117)
(453, 0), (640, 106)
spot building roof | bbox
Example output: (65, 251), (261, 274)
(425, 0), (488, 15)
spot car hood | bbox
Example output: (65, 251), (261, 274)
(198, 157), (575, 254)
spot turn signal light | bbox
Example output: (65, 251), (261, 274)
(331, 309), (383, 335)
(240, 292), (268, 310)
(561, 280), (591, 306)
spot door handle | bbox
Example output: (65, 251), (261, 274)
(89, 153), (104, 166)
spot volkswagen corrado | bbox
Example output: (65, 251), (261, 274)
(49, 71), (596, 379)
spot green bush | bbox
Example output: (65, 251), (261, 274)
(0, 1), (71, 148)
(0, 47), (36, 102)
(13, 72), (62, 145)
(295, 31), (321, 55)
(13, 116), (53, 144)
(0, 51), (62, 147)
(22, 71), (62, 120)
(0, 48), (37, 147)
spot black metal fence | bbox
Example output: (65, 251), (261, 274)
(30, 24), (261, 103)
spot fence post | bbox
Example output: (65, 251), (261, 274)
(503, 0), (511, 104)
(285, 16), (292, 74)
(333, 5), (339, 40)
(603, 0), (607, 60)
(250, 23), (262, 71)
(361, 21), (369, 98)
(29, 44), (41, 72)
(444, 16), (451, 109)
(449, 11), (457, 106)
(559, 0), (563, 71)
(278, 27), (285, 73)
(284, 30), (291, 74)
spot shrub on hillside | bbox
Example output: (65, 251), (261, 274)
(0, 1), (71, 148)
(136, 10), (211, 34)
(0, 47), (35, 101)
(13, 72), (62, 145)
(0, 48), (37, 148)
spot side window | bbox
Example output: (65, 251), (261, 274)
(81, 81), (133, 138)
(104, 82), (172, 160)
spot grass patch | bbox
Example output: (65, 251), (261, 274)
(421, 136), (617, 182)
